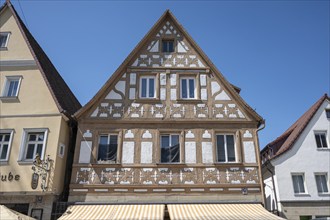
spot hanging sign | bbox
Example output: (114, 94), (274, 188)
(31, 173), (39, 190)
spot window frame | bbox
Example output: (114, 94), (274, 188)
(139, 75), (156, 99)
(1, 75), (23, 99)
(0, 32), (10, 49)
(180, 76), (197, 100)
(215, 133), (237, 163)
(291, 173), (308, 195)
(160, 133), (181, 164)
(0, 129), (14, 163)
(18, 128), (48, 163)
(326, 109), (330, 119)
(314, 131), (329, 149)
(97, 133), (119, 164)
(315, 173), (329, 194)
(161, 39), (175, 53)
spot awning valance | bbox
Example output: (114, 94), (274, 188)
(167, 204), (284, 220)
(58, 204), (165, 220)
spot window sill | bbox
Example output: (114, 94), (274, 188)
(135, 98), (162, 104)
(318, 193), (330, 196)
(0, 161), (9, 165)
(176, 99), (203, 103)
(0, 96), (19, 103)
(317, 148), (330, 151)
(294, 193), (310, 197)
(0, 47), (8, 51)
(17, 160), (34, 165)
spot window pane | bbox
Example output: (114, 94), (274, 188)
(161, 135), (170, 163)
(168, 41), (174, 52)
(141, 78), (147, 98)
(162, 41), (168, 52)
(226, 135), (236, 162)
(0, 144), (8, 159)
(170, 141), (180, 163)
(37, 134), (44, 141)
(320, 134), (328, 148)
(292, 176), (300, 193)
(316, 175), (329, 193)
(326, 110), (330, 119)
(98, 136), (109, 161)
(36, 144), (43, 156)
(4, 134), (10, 142)
(181, 79), (187, 98)
(26, 144), (35, 159)
(216, 135), (225, 162)
(149, 78), (155, 98)
(29, 134), (37, 141)
(0, 35), (7, 47)
(315, 134), (322, 148)
(293, 175), (305, 193)
(188, 79), (195, 98)
(107, 135), (118, 161)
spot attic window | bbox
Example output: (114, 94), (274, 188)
(326, 109), (330, 119)
(162, 40), (174, 52)
(0, 32), (10, 48)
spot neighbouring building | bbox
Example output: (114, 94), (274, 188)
(59, 10), (283, 220)
(261, 94), (330, 220)
(0, 1), (81, 220)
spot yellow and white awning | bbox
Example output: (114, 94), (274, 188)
(167, 204), (284, 220)
(58, 204), (165, 220)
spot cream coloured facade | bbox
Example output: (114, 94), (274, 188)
(0, 2), (80, 220)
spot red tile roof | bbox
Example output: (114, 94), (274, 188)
(1, 1), (81, 116)
(261, 94), (329, 161)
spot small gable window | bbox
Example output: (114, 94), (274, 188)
(1, 76), (22, 98)
(180, 77), (196, 99)
(140, 76), (156, 99)
(0, 32), (10, 48)
(162, 39), (174, 53)
(326, 109), (330, 119)
(314, 131), (328, 149)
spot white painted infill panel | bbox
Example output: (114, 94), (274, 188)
(79, 141), (92, 163)
(202, 142), (213, 163)
(185, 142), (196, 163)
(141, 142), (153, 164)
(122, 142), (135, 163)
(243, 141), (257, 163)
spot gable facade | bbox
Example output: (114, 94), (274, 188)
(262, 95), (330, 220)
(70, 11), (265, 207)
(0, 2), (80, 219)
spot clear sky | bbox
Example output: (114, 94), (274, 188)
(3, 0), (329, 149)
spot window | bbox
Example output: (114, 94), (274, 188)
(19, 129), (48, 162)
(326, 109), (330, 119)
(314, 132), (328, 149)
(292, 174), (306, 194)
(315, 174), (329, 194)
(0, 32), (10, 48)
(162, 40), (174, 52)
(0, 130), (13, 161)
(180, 77), (196, 99)
(140, 76), (156, 99)
(98, 134), (118, 163)
(1, 76), (22, 98)
(216, 134), (236, 162)
(161, 134), (180, 163)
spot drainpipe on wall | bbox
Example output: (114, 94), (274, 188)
(256, 120), (266, 206)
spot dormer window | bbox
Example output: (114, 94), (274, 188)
(162, 39), (174, 52)
(0, 32), (10, 48)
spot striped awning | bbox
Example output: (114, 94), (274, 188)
(167, 204), (284, 220)
(58, 204), (165, 220)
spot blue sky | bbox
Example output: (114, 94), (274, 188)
(4, 0), (329, 148)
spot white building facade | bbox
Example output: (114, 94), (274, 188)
(262, 94), (330, 220)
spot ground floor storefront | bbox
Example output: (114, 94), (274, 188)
(279, 201), (330, 220)
(58, 203), (284, 220)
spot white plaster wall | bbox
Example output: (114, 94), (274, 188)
(273, 100), (330, 202)
(202, 142), (213, 163)
(264, 174), (277, 212)
(185, 142), (196, 163)
(122, 142), (135, 163)
(243, 141), (257, 163)
(141, 142), (153, 164)
(78, 141), (92, 163)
